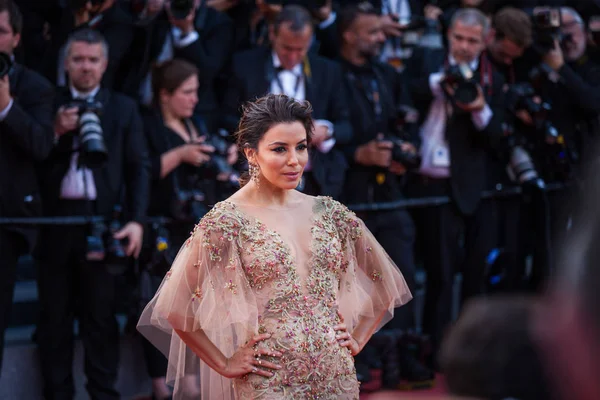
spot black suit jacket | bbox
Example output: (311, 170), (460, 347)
(39, 87), (151, 223)
(403, 47), (505, 215)
(0, 64), (54, 250)
(120, 7), (234, 120)
(222, 46), (353, 198)
(339, 59), (418, 204)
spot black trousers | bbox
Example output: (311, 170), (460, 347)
(407, 177), (498, 353)
(139, 223), (192, 379)
(0, 229), (26, 378)
(35, 201), (119, 400)
(358, 209), (417, 330)
(353, 208), (417, 368)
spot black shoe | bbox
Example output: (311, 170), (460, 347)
(400, 352), (434, 381)
(380, 330), (403, 389)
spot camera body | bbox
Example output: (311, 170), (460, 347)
(201, 132), (234, 179)
(173, 188), (209, 222)
(64, 98), (108, 169)
(381, 105), (422, 170)
(531, 8), (562, 54)
(505, 80), (558, 143)
(86, 205), (129, 275)
(441, 63), (479, 105)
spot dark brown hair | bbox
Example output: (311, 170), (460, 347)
(0, 0), (22, 35)
(151, 58), (199, 105)
(337, 2), (379, 40)
(493, 7), (533, 48)
(236, 94), (314, 187)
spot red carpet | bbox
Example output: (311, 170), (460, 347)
(360, 372), (447, 400)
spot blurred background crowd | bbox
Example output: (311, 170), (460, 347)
(1, 0), (600, 399)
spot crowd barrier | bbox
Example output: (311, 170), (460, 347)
(0, 182), (568, 225)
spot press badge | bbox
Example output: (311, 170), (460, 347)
(432, 144), (450, 167)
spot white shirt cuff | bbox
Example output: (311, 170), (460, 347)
(429, 72), (445, 98)
(314, 119), (336, 153)
(471, 104), (493, 131)
(172, 27), (199, 48)
(0, 98), (13, 121)
(318, 11), (336, 30)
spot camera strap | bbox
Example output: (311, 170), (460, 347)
(346, 70), (385, 129)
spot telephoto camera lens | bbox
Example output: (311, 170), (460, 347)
(509, 146), (545, 189)
(79, 110), (108, 168)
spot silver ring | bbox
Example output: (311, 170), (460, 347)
(258, 359), (262, 365)
(252, 367), (258, 373)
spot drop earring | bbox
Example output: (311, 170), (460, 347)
(249, 163), (260, 188)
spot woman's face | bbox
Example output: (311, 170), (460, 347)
(161, 74), (199, 119)
(249, 121), (309, 190)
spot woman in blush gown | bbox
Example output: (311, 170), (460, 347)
(138, 93), (413, 399)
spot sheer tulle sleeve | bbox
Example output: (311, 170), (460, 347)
(137, 206), (258, 400)
(327, 199), (413, 338)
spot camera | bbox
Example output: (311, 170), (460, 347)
(85, 205), (129, 275)
(0, 52), (13, 78)
(505, 81), (559, 143)
(441, 63), (479, 105)
(201, 131), (235, 179)
(170, 0), (195, 19)
(382, 105), (422, 170)
(173, 188), (209, 222)
(507, 145), (545, 189)
(64, 98), (108, 169)
(531, 8), (562, 54)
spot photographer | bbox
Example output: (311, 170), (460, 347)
(0, 0), (54, 378)
(120, 0), (235, 133)
(403, 7), (505, 366)
(40, 0), (135, 91)
(137, 58), (235, 400)
(337, 2), (432, 387)
(541, 7), (600, 174)
(35, 29), (150, 400)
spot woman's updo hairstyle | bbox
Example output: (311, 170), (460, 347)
(236, 94), (314, 187)
(151, 58), (199, 106)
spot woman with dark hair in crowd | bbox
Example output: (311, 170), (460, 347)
(136, 58), (237, 400)
(138, 93), (412, 399)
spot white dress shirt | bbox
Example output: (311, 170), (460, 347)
(419, 55), (493, 178)
(59, 85), (101, 200)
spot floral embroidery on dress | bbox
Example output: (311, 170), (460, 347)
(183, 196), (394, 399)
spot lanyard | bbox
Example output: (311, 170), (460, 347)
(347, 70), (386, 131)
(274, 69), (302, 99)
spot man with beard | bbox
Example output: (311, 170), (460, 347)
(337, 2), (433, 389)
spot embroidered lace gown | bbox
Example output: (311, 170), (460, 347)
(138, 196), (412, 399)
